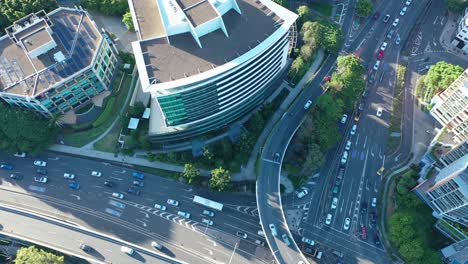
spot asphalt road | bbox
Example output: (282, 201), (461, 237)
(0, 152), (271, 264)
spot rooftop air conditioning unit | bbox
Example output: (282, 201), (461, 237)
(24, 21), (30, 27)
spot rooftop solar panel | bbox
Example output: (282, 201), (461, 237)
(62, 16), (75, 30)
(82, 22), (98, 40)
(70, 16), (79, 25)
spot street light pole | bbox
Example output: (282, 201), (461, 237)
(228, 242), (238, 264)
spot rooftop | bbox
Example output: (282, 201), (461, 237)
(177, 0), (218, 27)
(0, 8), (102, 97)
(131, 0), (166, 40)
(138, 0), (283, 84)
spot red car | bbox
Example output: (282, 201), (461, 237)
(361, 226), (367, 240)
(324, 75), (332, 82)
(377, 50), (384, 60)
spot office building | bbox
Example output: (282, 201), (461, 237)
(430, 69), (468, 143)
(454, 8), (468, 51)
(441, 141), (468, 167)
(0, 7), (118, 122)
(441, 239), (468, 264)
(129, 0), (298, 142)
(415, 154), (468, 226)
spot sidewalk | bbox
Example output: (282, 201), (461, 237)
(439, 12), (468, 60)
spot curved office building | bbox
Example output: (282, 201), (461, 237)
(129, 0), (297, 142)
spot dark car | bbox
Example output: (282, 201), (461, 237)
(361, 202), (368, 213)
(354, 111), (361, 122)
(127, 187), (141, 196)
(386, 30), (395, 39)
(80, 243), (91, 252)
(132, 180), (144, 187)
(9, 173), (23, 180)
(374, 235), (381, 245)
(0, 164), (14, 170)
(36, 168), (47, 175)
(370, 212), (377, 225)
(104, 180), (113, 187)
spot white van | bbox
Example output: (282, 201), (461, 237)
(316, 251), (323, 259)
(121, 246), (133, 255)
(257, 230), (264, 236)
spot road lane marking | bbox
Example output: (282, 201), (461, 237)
(104, 208), (122, 217)
(110, 176), (123, 181)
(108, 200), (126, 209)
(28, 185), (45, 192)
(70, 194), (80, 200)
(262, 158), (280, 165)
(136, 219), (147, 227)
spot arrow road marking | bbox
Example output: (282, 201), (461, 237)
(70, 194), (80, 200)
(136, 219), (147, 227)
(139, 211), (150, 218)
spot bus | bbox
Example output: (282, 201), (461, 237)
(193, 195), (223, 211)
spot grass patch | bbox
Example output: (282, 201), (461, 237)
(134, 165), (180, 179)
(288, 174), (307, 189)
(386, 63), (407, 154)
(63, 73), (133, 147)
(284, 164), (301, 175)
(93, 117), (122, 153)
(308, 2), (333, 17)
(74, 103), (94, 114)
(439, 219), (466, 241)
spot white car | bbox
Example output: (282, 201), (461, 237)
(167, 199), (179, 206)
(121, 246), (133, 255)
(281, 234), (291, 246)
(371, 197), (377, 207)
(340, 114), (348, 124)
(91, 171), (102, 177)
(34, 176), (47, 183)
(304, 100), (312, 110)
(34, 160), (47, 167)
(325, 214), (332, 225)
(400, 6), (408, 16)
(345, 140), (352, 151)
(177, 211), (191, 219)
(202, 210), (215, 217)
(296, 188), (309, 198)
(154, 204), (166, 211)
(269, 224), (278, 236)
(341, 151), (348, 165)
(405, 0), (412, 5)
(202, 218), (213, 226)
(373, 60), (381, 71)
(151, 241), (163, 250)
(14, 152), (26, 158)
(112, 192), (124, 199)
(301, 237), (315, 246)
(376, 107), (383, 117)
(380, 42), (388, 51)
(63, 173), (75, 180)
(344, 217), (351, 230)
(392, 18), (399, 27)
(331, 197), (338, 209)
(350, 124), (357, 135)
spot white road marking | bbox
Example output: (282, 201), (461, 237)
(136, 219), (147, 227)
(262, 158), (280, 165)
(139, 211), (150, 218)
(110, 176), (123, 181)
(70, 194), (81, 200)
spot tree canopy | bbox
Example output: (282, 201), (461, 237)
(122, 11), (134, 31)
(209, 167), (231, 192)
(355, 0), (373, 17)
(447, 0), (467, 12)
(301, 21), (342, 54)
(273, 0), (288, 8)
(329, 55), (366, 109)
(0, 0), (58, 34)
(296, 5), (311, 24)
(181, 163), (200, 185)
(0, 103), (57, 154)
(15, 246), (64, 264)
(81, 0), (129, 16)
(424, 61), (464, 93)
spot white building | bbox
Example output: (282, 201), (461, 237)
(454, 8), (468, 51)
(128, 0), (297, 142)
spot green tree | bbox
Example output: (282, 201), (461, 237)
(81, 0), (129, 16)
(297, 5), (311, 23)
(15, 246), (64, 264)
(209, 167), (231, 192)
(122, 11), (134, 31)
(128, 102), (145, 118)
(399, 239), (424, 262)
(355, 0), (373, 17)
(288, 56), (306, 79)
(235, 133), (255, 156)
(447, 0), (467, 12)
(246, 112), (265, 135)
(302, 143), (324, 175)
(388, 212), (415, 246)
(0, 103), (57, 154)
(300, 45), (314, 61)
(273, 0), (288, 8)
(202, 146), (214, 161)
(424, 61), (464, 93)
(315, 94), (344, 121)
(181, 163), (200, 184)
(300, 21), (342, 53)
(0, 0), (58, 33)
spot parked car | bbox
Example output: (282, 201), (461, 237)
(380, 42), (388, 51)
(13, 152), (26, 158)
(254, 240), (265, 247)
(151, 241), (163, 250)
(296, 188), (309, 199)
(345, 140), (352, 151)
(202, 210), (215, 217)
(325, 214), (332, 225)
(167, 199), (179, 206)
(202, 218), (213, 226)
(9, 173), (23, 180)
(340, 114), (348, 124)
(304, 100), (312, 110)
(127, 187), (141, 196)
(34, 160), (47, 167)
(331, 197), (338, 209)
(80, 243), (91, 252)
(34, 177), (47, 183)
(382, 14), (390, 23)
(112, 192), (124, 199)
(132, 171), (144, 179)
(63, 173), (75, 180)
(350, 124), (357, 135)
(154, 203), (166, 211)
(104, 180), (113, 187)
(36, 168), (47, 175)
(373, 60), (381, 71)
(392, 18), (400, 27)
(69, 182), (80, 190)
(91, 171), (102, 177)
(400, 6), (408, 16)
(121, 246), (133, 255)
(281, 234), (291, 246)
(236, 231), (247, 239)
(132, 180), (144, 187)
(269, 224), (278, 236)
(177, 211), (191, 219)
(0, 164), (14, 170)
(344, 217), (351, 230)
(301, 237), (315, 246)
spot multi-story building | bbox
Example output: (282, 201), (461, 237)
(441, 238), (468, 264)
(128, 0), (298, 143)
(415, 154), (468, 226)
(441, 141), (468, 167)
(0, 7), (118, 122)
(430, 69), (468, 143)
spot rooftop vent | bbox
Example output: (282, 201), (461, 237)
(54, 51), (66, 63)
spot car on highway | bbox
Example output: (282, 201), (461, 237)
(400, 6), (408, 16)
(0, 163), (14, 170)
(382, 14), (390, 23)
(361, 202), (368, 213)
(344, 217), (351, 230)
(324, 75), (332, 82)
(104, 180), (113, 187)
(127, 187), (141, 196)
(380, 42), (388, 51)
(376, 107), (383, 117)
(345, 140), (352, 151)
(202, 218), (213, 226)
(386, 30), (395, 39)
(269, 223), (278, 236)
(255, 240), (265, 246)
(377, 166), (385, 175)
(373, 60), (381, 71)
(121, 246), (133, 255)
(34, 160), (47, 167)
(377, 50), (384, 60)
(325, 214), (332, 225)
(361, 226), (367, 240)
(80, 243), (91, 252)
(301, 237), (315, 246)
(374, 235), (381, 245)
(371, 197), (377, 207)
(331, 197), (338, 209)
(14, 152), (27, 158)
(370, 212), (377, 226)
(373, 12), (380, 20)
(340, 114), (348, 124)
(177, 211), (191, 219)
(340, 151), (348, 165)
(354, 111), (361, 122)
(332, 250), (344, 258)
(63, 173), (75, 180)
(91, 171), (102, 177)
(332, 186), (339, 194)
(167, 199), (179, 206)
(112, 192), (124, 199)
(132, 180), (144, 187)
(68, 182), (80, 190)
(236, 231), (247, 239)
(395, 35), (401, 45)
(34, 176), (47, 183)
(405, 0), (412, 5)
(392, 18), (399, 27)
(304, 100), (312, 110)
(350, 124), (357, 135)
(36, 168), (47, 175)
(151, 241), (163, 250)
(296, 188), (309, 198)
(9, 173), (23, 180)
(358, 103), (365, 111)
(202, 210), (214, 217)
(154, 203), (166, 211)
(281, 234), (291, 246)
(132, 171), (144, 179)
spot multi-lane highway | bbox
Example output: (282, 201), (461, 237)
(0, 152), (271, 264)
